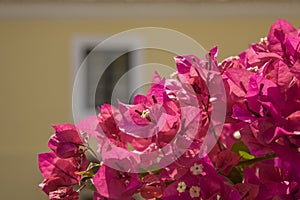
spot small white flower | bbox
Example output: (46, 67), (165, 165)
(177, 181), (186, 193)
(247, 66), (259, 72)
(189, 186), (200, 198)
(259, 37), (268, 45)
(209, 97), (217, 103)
(170, 71), (178, 79)
(233, 131), (241, 140)
(141, 109), (150, 119)
(190, 163), (203, 175)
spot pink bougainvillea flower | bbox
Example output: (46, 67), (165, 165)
(267, 18), (297, 55)
(48, 185), (79, 200)
(174, 48), (226, 142)
(48, 124), (86, 158)
(96, 104), (139, 150)
(78, 104), (132, 150)
(39, 175), (77, 197)
(222, 67), (253, 118)
(262, 59), (295, 93)
(162, 156), (239, 200)
(76, 115), (105, 147)
(290, 60), (300, 80)
(232, 18), (300, 92)
(268, 127), (300, 167)
(174, 54), (210, 105)
(77, 104), (153, 154)
(238, 121), (274, 157)
(283, 78), (300, 116)
(38, 152), (88, 199)
(219, 56), (245, 73)
(231, 73), (284, 125)
(118, 75), (181, 150)
(239, 42), (280, 70)
(39, 152), (88, 182)
(38, 19), (300, 200)
(285, 36), (300, 64)
(100, 142), (143, 173)
(236, 74), (284, 120)
(93, 165), (140, 200)
(40, 176), (79, 200)
(244, 161), (300, 199)
(233, 183), (259, 200)
(231, 72), (300, 164)
(156, 105), (202, 171)
(140, 174), (165, 199)
(214, 149), (240, 175)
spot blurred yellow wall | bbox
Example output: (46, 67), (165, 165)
(0, 5), (299, 199)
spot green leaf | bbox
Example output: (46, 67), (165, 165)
(138, 172), (149, 179)
(127, 143), (135, 151)
(85, 179), (97, 192)
(236, 154), (277, 167)
(79, 162), (101, 181)
(165, 180), (176, 186)
(238, 150), (255, 160)
(226, 167), (243, 184)
(231, 141), (250, 154)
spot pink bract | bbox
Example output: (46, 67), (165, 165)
(38, 18), (300, 200)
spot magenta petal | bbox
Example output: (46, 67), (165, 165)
(52, 123), (77, 133)
(38, 152), (61, 179)
(52, 123), (84, 145)
(291, 60), (300, 80)
(285, 36), (300, 61)
(245, 74), (284, 119)
(151, 71), (162, 84)
(263, 60), (294, 91)
(286, 110), (300, 131)
(276, 61), (294, 88)
(101, 145), (140, 172)
(223, 68), (253, 100)
(267, 18), (297, 53)
(39, 175), (74, 195)
(48, 123), (85, 158)
(132, 94), (148, 105)
(93, 165), (140, 200)
(270, 139), (300, 167)
(232, 104), (258, 123)
(215, 149), (239, 175)
(118, 102), (155, 138)
(38, 152), (82, 183)
(48, 139), (79, 158)
(221, 184), (242, 200)
(76, 116), (103, 141)
(146, 78), (166, 104)
(48, 186), (78, 200)
(174, 55), (193, 74)
(93, 192), (102, 200)
(206, 45), (219, 67)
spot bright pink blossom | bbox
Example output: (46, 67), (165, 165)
(214, 149), (240, 175)
(48, 124), (85, 158)
(38, 152), (88, 199)
(93, 165), (140, 200)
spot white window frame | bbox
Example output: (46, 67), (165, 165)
(71, 35), (144, 122)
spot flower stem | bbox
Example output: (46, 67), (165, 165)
(236, 153), (277, 167)
(85, 145), (101, 163)
(76, 183), (86, 193)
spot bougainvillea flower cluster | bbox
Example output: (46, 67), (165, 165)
(39, 19), (300, 200)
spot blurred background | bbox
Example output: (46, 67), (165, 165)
(0, 0), (299, 199)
